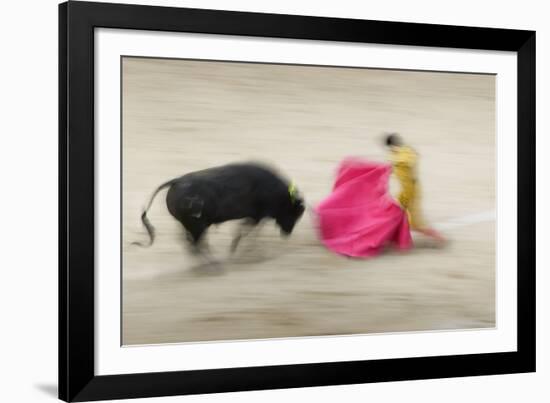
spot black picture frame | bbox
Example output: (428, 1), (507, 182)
(59, 1), (536, 401)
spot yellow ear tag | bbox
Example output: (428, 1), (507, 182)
(288, 182), (298, 202)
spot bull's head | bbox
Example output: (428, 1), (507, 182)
(276, 183), (305, 236)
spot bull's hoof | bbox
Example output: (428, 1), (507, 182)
(230, 237), (242, 253)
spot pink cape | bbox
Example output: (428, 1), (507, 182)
(315, 158), (412, 258)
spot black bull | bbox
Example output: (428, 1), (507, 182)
(133, 163), (306, 252)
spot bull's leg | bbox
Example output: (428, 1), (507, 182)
(184, 232), (203, 255)
(181, 219), (209, 255)
(230, 218), (259, 253)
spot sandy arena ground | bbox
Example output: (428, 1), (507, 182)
(122, 57), (495, 345)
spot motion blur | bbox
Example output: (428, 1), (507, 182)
(122, 57), (496, 345)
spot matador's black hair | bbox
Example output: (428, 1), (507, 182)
(384, 133), (403, 147)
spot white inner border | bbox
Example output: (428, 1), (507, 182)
(95, 28), (517, 375)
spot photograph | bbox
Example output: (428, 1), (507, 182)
(121, 56), (496, 345)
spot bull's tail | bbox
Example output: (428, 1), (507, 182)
(132, 180), (174, 247)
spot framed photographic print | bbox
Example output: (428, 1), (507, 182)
(59, 1), (535, 401)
